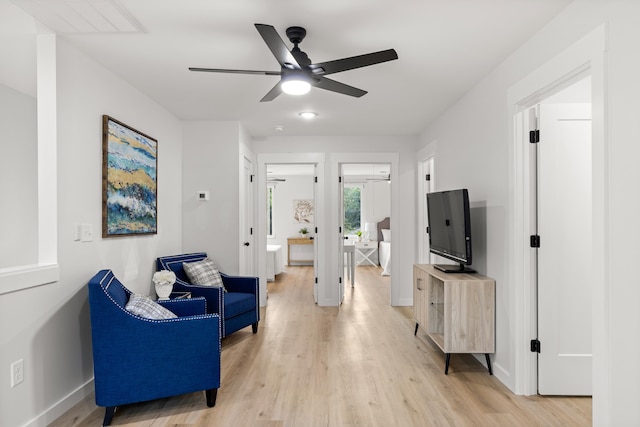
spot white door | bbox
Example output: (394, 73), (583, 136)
(240, 157), (254, 275)
(536, 95), (592, 394)
(313, 164), (319, 303)
(338, 164), (345, 304)
(421, 158), (435, 264)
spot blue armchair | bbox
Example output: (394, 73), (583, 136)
(87, 269), (221, 426)
(156, 252), (260, 338)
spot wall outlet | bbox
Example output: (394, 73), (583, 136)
(11, 359), (23, 387)
(197, 190), (210, 201)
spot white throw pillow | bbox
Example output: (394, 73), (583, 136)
(125, 294), (177, 320)
(381, 229), (391, 242)
(183, 258), (225, 290)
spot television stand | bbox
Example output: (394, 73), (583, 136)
(434, 263), (475, 274)
(413, 264), (495, 375)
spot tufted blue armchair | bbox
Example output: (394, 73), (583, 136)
(156, 252), (260, 338)
(87, 269), (221, 426)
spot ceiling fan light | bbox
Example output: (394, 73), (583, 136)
(299, 111), (317, 119)
(281, 79), (311, 95)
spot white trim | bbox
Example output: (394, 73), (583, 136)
(0, 33), (59, 294)
(507, 24), (607, 420)
(25, 379), (94, 427)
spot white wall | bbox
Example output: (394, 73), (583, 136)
(182, 121), (243, 274)
(0, 83), (38, 267)
(417, 1), (640, 425)
(363, 180), (391, 232)
(0, 36), (184, 427)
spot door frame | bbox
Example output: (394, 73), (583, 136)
(507, 24), (607, 403)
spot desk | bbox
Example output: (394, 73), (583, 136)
(287, 237), (313, 265)
(344, 244), (355, 287)
(355, 241), (378, 266)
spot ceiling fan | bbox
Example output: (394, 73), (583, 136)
(189, 24), (398, 102)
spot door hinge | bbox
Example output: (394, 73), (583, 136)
(339, 176), (342, 183)
(426, 226), (429, 234)
(426, 174), (431, 181)
(529, 129), (540, 144)
(315, 277), (318, 284)
(250, 227), (253, 235)
(530, 339), (541, 353)
(315, 227), (318, 233)
(250, 174), (254, 183)
(339, 277), (342, 284)
(530, 235), (540, 248)
(339, 226), (342, 233)
(314, 176), (318, 183)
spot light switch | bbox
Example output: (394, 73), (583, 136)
(197, 191), (210, 201)
(73, 223), (82, 241)
(81, 223), (93, 242)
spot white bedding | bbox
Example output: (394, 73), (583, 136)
(379, 241), (391, 276)
(266, 245), (284, 281)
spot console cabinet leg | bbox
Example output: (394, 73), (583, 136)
(445, 353), (451, 375)
(485, 353), (493, 375)
(414, 323), (419, 336)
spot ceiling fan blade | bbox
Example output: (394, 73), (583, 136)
(254, 23), (301, 69)
(315, 76), (367, 98)
(309, 49), (398, 76)
(189, 67), (281, 76)
(260, 81), (282, 102)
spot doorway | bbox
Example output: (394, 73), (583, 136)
(508, 25), (606, 400)
(266, 163), (318, 301)
(531, 76), (592, 395)
(338, 163), (392, 303)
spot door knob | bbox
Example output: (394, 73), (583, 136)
(243, 242), (250, 246)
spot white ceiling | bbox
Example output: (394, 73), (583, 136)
(11, 0), (572, 137)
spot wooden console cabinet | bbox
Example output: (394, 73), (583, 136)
(413, 264), (495, 374)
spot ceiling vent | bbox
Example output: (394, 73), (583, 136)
(11, 0), (144, 34)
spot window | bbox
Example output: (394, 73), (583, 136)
(343, 184), (362, 235)
(266, 184), (275, 238)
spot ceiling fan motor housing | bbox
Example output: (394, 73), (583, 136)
(286, 26), (306, 44)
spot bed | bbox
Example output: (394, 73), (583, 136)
(377, 217), (391, 276)
(266, 245), (284, 281)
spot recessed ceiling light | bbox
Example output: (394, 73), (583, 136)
(274, 125), (284, 132)
(299, 112), (318, 119)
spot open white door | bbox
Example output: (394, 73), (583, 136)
(338, 164), (345, 304)
(536, 90), (592, 395)
(420, 158), (435, 264)
(313, 164), (319, 303)
(240, 156), (254, 275)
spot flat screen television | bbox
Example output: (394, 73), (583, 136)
(426, 189), (475, 273)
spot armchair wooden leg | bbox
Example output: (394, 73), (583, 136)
(103, 406), (117, 426)
(206, 388), (218, 407)
(252, 322), (258, 333)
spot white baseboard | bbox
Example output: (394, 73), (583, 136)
(24, 378), (94, 427)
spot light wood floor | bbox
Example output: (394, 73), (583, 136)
(51, 266), (591, 426)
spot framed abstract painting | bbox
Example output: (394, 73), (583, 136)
(102, 115), (157, 237)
